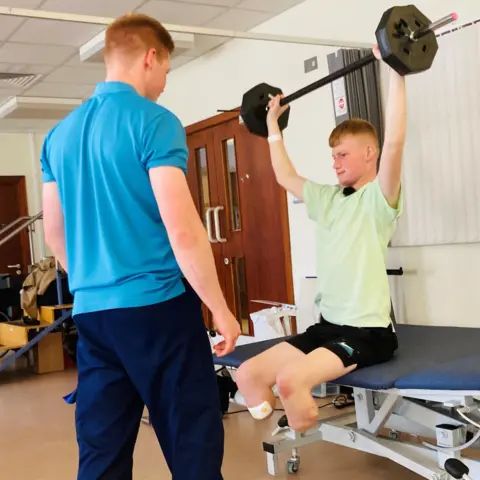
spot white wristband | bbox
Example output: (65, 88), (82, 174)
(268, 134), (282, 144)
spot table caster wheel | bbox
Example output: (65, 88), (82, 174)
(287, 457), (300, 474)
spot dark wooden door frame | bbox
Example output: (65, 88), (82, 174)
(185, 112), (296, 332)
(185, 111), (239, 135)
(0, 176), (31, 275)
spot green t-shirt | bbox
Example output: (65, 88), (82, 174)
(303, 178), (402, 328)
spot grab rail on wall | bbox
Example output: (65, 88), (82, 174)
(0, 212), (43, 265)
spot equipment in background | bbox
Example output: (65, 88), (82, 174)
(0, 260), (73, 375)
(215, 324), (480, 478)
(0, 274), (25, 321)
(216, 368), (239, 415)
(20, 257), (73, 324)
(240, 7), (457, 137)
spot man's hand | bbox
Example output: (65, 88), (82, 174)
(212, 310), (241, 357)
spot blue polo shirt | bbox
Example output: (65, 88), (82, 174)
(40, 82), (188, 316)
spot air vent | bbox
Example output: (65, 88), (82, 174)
(0, 73), (41, 90)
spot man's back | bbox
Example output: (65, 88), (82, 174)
(40, 81), (189, 315)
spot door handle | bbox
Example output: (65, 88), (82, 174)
(205, 207), (217, 243)
(7, 264), (21, 269)
(214, 206), (227, 243)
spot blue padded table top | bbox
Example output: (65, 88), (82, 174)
(213, 325), (480, 391)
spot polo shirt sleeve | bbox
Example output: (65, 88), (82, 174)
(142, 111), (189, 173)
(40, 131), (55, 183)
(302, 180), (337, 224)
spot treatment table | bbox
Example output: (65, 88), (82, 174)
(214, 324), (480, 479)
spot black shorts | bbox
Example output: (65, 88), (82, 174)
(286, 319), (398, 369)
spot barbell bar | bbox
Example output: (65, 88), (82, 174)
(240, 6), (458, 138)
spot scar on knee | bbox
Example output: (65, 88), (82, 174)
(277, 375), (294, 399)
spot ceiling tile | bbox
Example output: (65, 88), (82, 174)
(23, 82), (94, 99)
(138, 1), (226, 26)
(9, 18), (106, 48)
(170, 55), (195, 69)
(0, 85), (25, 97)
(0, 16), (25, 41)
(236, 0), (304, 14)
(0, 89), (17, 97)
(0, 43), (76, 66)
(7, 64), (54, 75)
(43, 66), (105, 85)
(9, 0), (44, 7)
(41, 0), (146, 18)
(66, 53), (106, 68)
(177, 0), (240, 5)
(206, 8), (271, 30)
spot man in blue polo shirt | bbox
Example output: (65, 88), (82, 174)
(40, 13), (240, 480)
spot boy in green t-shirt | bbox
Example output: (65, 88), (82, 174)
(236, 46), (405, 432)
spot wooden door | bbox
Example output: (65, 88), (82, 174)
(211, 121), (247, 332)
(185, 129), (223, 330)
(0, 176), (31, 277)
(186, 112), (294, 335)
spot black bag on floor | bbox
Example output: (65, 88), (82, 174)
(216, 370), (238, 415)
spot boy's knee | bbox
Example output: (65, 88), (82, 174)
(276, 367), (298, 399)
(236, 361), (274, 420)
(236, 359), (264, 390)
(235, 361), (253, 390)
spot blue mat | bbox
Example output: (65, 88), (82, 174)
(214, 325), (480, 391)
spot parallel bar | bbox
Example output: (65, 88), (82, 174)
(0, 212), (42, 248)
(0, 6), (373, 49)
(0, 310), (71, 374)
(0, 216), (29, 236)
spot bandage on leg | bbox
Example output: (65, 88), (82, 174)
(248, 401), (273, 420)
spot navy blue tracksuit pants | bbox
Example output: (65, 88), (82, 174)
(72, 281), (224, 479)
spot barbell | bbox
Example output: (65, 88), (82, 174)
(240, 6), (458, 138)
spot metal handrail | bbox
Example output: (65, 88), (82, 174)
(0, 216), (30, 237)
(0, 212), (43, 249)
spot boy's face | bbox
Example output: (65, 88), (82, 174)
(331, 134), (376, 187)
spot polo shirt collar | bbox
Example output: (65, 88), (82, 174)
(94, 81), (138, 96)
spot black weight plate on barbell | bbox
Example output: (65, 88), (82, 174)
(241, 82), (290, 138)
(376, 4), (438, 76)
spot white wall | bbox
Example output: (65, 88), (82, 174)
(161, 0), (480, 328)
(0, 133), (46, 265)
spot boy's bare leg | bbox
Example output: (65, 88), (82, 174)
(236, 342), (306, 418)
(276, 348), (357, 432)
